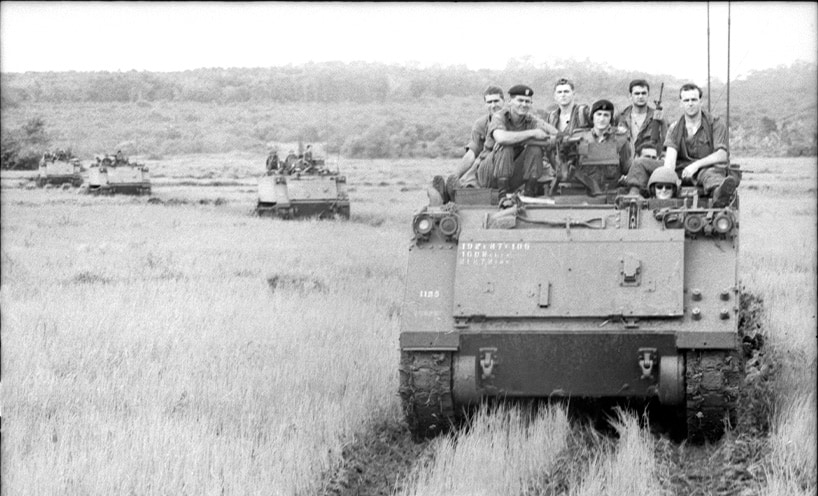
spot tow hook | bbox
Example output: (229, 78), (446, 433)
(479, 348), (497, 380)
(638, 348), (657, 380)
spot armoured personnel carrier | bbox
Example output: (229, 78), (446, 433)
(256, 154), (350, 219)
(87, 154), (151, 195)
(36, 151), (83, 187)
(399, 137), (742, 443)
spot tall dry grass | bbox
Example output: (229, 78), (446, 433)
(1, 155), (815, 495)
(1, 188), (413, 494)
(397, 405), (571, 496)
(568, 410), (667, 496)
(738, 157), (817, 493)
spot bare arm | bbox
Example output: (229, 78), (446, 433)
(680, 148), (729, 180)
(663, 147), (678, 169)
(454, 149), (476, 178)
(493, 128), (548, 146)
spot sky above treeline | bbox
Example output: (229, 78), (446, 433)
(1, 2), (816, 85)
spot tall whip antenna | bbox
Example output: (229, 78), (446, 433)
(727, 1), (732, 149)
(707, 1), (712, 115)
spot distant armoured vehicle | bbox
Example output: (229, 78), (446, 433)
(399, 136), (743, 443)
(87, 154), (151, 195)
(256, 152), (350, 219)
(36, 150), (83, 187)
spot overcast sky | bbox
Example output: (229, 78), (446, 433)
(1, 2), (815, 84)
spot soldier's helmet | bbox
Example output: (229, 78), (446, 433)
(648, 167), (680, 197)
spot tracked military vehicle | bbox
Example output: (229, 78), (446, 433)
(87, 154), (151, 195)
(36, 151), (83, 187)
(399, 136), (742, 443)
(256, 155), (350, 219)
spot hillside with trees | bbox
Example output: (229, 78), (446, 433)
(1, 60), (815, 167)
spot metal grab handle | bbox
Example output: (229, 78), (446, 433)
(515, 215), (606, 229)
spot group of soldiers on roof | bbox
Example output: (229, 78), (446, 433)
(265, 144), (318, 175)
(430, 77), (739, 207)
(94, 150), (130, 167)
(41, 149), (73, 163)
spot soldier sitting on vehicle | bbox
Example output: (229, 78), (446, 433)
(636, 141), (659, 161)
(283, 150), (298, 173)
(115, 150), (126, 165)
(625, 83), (739, 208)
(475, 84), (559, 196)
(303, 145), (313, 166)
(430, 85), (505, 205)
(564, 99), (631, 196)
(265, 149), (280, 174)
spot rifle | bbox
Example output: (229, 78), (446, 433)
(649, 82), (665, 148)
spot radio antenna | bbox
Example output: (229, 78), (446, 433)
(707, 1), (712, 115)
(727, 1), (732, 149)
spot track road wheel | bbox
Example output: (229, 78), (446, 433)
(399, 351), (455, 441)
(685, 349), (742, 443)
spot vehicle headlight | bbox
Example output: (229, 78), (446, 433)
(438, 214), (460, 238)
(712, 212), (734, 234)
(683, 214), (705, 234)
(414, 215), (434, 236)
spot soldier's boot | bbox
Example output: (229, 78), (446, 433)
(524, 178), (539, 197)
(432, 175), (449, 204)
(497, 177), (509, 196)
(711, 176), (738, 208)
(445, 175), (459, 203)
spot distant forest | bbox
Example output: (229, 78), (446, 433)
(1, 59), (815, 167)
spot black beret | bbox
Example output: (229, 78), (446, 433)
(508, 84), (533, 97)
(591, 99), (614, 115)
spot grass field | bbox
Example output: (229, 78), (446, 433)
(1, 155), (815, 495)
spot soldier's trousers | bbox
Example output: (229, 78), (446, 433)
(625, 157), (741, 194)
(476, 145), (544, 190)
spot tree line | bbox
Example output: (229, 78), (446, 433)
(1, 59), (815, 167)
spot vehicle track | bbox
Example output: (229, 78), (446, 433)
(321, 292), (772, 495)
(319, 419), (435, 496)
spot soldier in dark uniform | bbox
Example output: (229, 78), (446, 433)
(266, 149), (280, 173)
(284, 150), (298, 173)
(475, 84), (559, 196)
(626, 83), (739, 207)
(303, 145), (313, 166)
(616, 79), (668, 159)
(115, 150), (126, 165)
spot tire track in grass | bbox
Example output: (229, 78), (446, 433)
(319, 419), (434, 496)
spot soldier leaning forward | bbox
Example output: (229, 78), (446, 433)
(476, 84), (558, 196)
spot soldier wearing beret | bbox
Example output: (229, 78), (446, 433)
(475, 84), (558, 196)
(567, 99), (632, 196)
